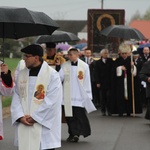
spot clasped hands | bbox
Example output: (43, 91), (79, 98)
(121, 62), (134, 71)
(19, 115), (36, 126)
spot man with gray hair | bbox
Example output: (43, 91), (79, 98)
(95, 49), (113, 116)
(139, 46), (150, 106)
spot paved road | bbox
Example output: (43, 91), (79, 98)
(0, 108), (150, 150)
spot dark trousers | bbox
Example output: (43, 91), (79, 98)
(145, 98), (150, 120)
(91, 82), (100, 106)
(65, 106), (91, 137)
(100, 89), (111, 113)
(141, 87), (148, 106)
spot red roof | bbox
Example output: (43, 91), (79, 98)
(129, 20), (150, 39)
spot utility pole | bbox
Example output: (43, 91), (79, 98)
(101, 0), (104, 9)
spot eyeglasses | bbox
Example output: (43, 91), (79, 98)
(23, 54), (34, 59)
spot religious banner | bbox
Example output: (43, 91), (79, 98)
(87, 9), (125, 54)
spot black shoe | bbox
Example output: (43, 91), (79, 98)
(72, 135), (79, 142)
(66, 135), (73, 142)
(67, 135), (79, 143)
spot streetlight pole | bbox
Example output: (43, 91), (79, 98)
(101, 0), (104, 9)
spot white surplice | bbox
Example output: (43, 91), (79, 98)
(116, 65), (137, 100)
(0, 78), (13, 140)
(11, 61), (62, 150)
(59, 59), (96, 116)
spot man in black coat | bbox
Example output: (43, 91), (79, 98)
(95, 49), (113, 116)
(132, 51), (143, 114)
(139, 46), (150, 106)
(80, 48), (99, 107)
(140, 46), (150, 62)
(139, 60), (150, 120)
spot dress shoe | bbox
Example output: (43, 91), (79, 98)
(67, 135), (79, 143)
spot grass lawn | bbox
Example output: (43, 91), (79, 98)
(4, 57), (21, 72)
(2, 57), (21, 108)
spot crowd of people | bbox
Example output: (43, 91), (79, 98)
(0, 41), (150, 150)
(78, 43), (150, 118)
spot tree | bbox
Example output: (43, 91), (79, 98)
(0, 37), (35, 58)
(129, 10), (141, 22)
(143, 6), (150, 20)
(129, 6), (150, 23)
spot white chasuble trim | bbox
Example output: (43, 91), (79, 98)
(63, 62), (72, 117)
(18, 62), (52, 150)
(116, 66), (128, 100)
(63, 60), (96, 116)
(77, 60), (96, 113)
(124, 70), (128, 100)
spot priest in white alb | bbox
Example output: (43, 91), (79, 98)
(11, 44), (62, 150)
(58, 47), (96, 142)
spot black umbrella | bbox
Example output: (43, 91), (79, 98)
(35, 30), (80, 44)
(100, 25), (145, 40)
(0, 6), (59, 39)
(0, 6), (59, 61)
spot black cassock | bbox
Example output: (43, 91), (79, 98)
(110, 56), (142, 115)
(139, 61), (150, 119)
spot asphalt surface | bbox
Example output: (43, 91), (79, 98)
(0, 108), (150, 150)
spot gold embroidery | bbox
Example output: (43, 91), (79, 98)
(19, 80), (27, 99)
(33, 99), (44, 105)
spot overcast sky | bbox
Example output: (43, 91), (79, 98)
(0, 0), (150, 23)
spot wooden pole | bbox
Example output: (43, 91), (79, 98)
(131, 53), (135, 117)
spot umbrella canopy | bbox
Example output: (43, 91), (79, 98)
(35, 30), (80, 43)
(56, 43), (71, 51)
(137, 43), (150, 54)
(73, 43), (87, 50)
(0, 6), (59, 39)
(100, 25), (145, 40)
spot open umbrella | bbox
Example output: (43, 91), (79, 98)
(0, 6), (59, 39)
(0, 6), (59, 61)
(56, 43), (71, 51)
(73, 43), (87, 50)
(35, 30), (80, 43)
(100, 25), (145, 40)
